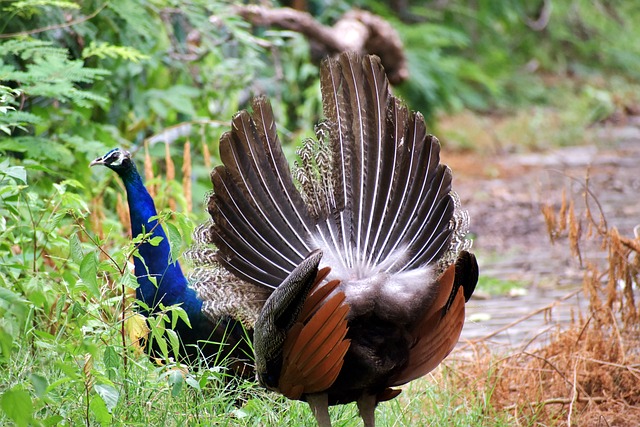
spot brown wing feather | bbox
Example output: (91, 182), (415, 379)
(377, 388), (402, 403)
(304, 339), (350, 393)
(285, 291), (348, 368)
(299, 278), (341, 323)
(277, 283), (351, 400)
(295, 302), (349, 368)
(415, 262), (456, 321)
(390, 263), (465, 386)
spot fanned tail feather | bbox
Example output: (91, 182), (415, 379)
(307, 54), (459, 278)
(319, 56), (353, 269)
(209, 98), (313, 288)
(209, 52), (469, 290)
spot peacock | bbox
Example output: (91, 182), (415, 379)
(90, 148), (267, 373)
(200, 51), (478, 426)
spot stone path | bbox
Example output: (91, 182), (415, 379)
(450, 121), (640, 350)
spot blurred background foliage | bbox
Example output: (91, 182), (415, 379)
(1, 0), (640, 425)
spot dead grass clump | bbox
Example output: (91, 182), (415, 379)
(448, 175), (640, 426)
(535, 179), (640, 425)
(490, 324), (640, 426)
(542, 173), (639, 327)
(528, 177), (639, 425)
(448, 319), (640, 426)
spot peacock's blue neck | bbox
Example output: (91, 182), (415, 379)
(119, 166), (203, 316)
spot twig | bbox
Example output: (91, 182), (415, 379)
(520, 351), (575, 390)
(576, 356), (640, 381)
(144, 119), (228, 147)
(233, 5), (343, 51)
(609, 308), (626, 363)
(121, 269), (129, 397)
(583, 169), (608, 234)
(504, 396), (606, 410)
(524, 0), (552, 31)
(598, 414), (612, 427)
(549, 168), (608, 233)
(458, 288), (582, 350)
(0, 3), (108, 39)
(573, 315), (592, 347)
(520, 324), (555, 353)
(72, 212), (123, 274)
(568, 356), (578, 426)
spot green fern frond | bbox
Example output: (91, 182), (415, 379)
(1, 40), (110, 108)
(0, 86), (35, 135)
(0, 39), (68, 60)
(0, 111), (41, 135)
(0, 85), (21, 108)
(82, 42), (149, 63)
(7, 0), (80, 10)
(2, 136), (72, 166)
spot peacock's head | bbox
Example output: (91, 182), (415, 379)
(90, 148), (135, 175)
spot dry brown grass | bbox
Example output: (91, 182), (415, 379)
(444, 175), (640, 426)
(453, 324), (640, 426)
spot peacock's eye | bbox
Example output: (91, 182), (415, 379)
(106, 149), (124, 166)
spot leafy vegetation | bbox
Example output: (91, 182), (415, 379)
(476, 276), (526, 296)
(2, 0), (640, 425)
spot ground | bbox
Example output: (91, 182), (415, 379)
(443, 119), (640, 347)
(429, 118), (640, 425)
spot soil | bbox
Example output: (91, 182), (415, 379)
(445, 119), (640, 349)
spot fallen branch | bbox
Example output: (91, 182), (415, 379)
(231, 6), (408, 84)
(504, 396), (606, 410)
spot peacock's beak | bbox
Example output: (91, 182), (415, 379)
(89, 156), (105, 167)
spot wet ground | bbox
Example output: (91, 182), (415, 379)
(448, 120), (640, 350)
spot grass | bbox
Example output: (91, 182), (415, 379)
(3, 340), (533, 427)
(1, 339), (526, 426)
(437, 75), (640, 153)
(476, 276), (527, 296)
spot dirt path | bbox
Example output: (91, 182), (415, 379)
(447, 121), (640, 349)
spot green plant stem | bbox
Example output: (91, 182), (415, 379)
(121, 277), (129, 400)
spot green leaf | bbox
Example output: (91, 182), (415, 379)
(7, 1), (80, 12)
(168, 370), (183, 397)
(166, 222), (182, 265)
(43, 415), (64, 426)
(82, 42), (149, 62)
(0, 329), (13, 362)
(172, 306), (191, 329)
(47, 376), (74, 391)
(148, 236), (163, 246)
(103, 345), (119, 371)
(94, 384), (119, 413)
(79, 252), (99, 298)
(0, 286), (29, 306)
(148, 318), (168, 358)
(0, 161), (27, 184)
(1, 387), (33, 427)
(165, 328), (180, 360)
(69, 233), (84, 264)
(185, 374), (200, 390)
(30, 373), (48, 398)
(89, 394), (112, 425)
(121, 270), (138, 291)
